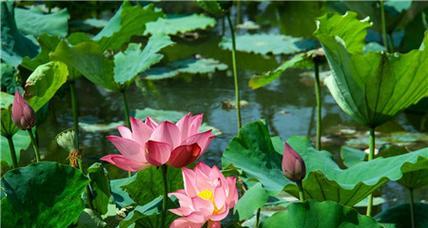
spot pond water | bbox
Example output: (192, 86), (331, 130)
(17, 1), (428, 212)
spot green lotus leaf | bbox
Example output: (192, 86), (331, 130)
(376, 203), (428, 228)
(22, 34), (61, 71)
(119, 196), (162, 228)
(220, 33), (318, 55)
(93, 2), (162, 51)
(0, 130), (30, 166)
(248, 53), (312, 89)
(0, 2), (39, 67)
(222, 120), (288, 193)
(263, 200), (380, 228)
(24, 61), (68, 111)
(0, 63), (20, 95)
(235, 183), (270, 221)
(114, 34), (174, 85)
(196, 0), (224, 17)
(87, 162), (111, 215)
(145, 57), (227, 80)
(223, 121), (428, 206)
(1, 161), (89, 227)
(144, 14), (216, 35)
(314, 11), (428, 127)
(122, 166), (182, 206)
(50, 40), (119, 91)
(110, 176), (135, 208)
(15, 7), (69, 37)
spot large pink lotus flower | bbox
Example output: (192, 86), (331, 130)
(169, 163), (238, 228)
(101, 113), (214, 171)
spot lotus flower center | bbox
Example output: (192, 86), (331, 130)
(198, 190), (222, 214)
(198, 190), (214, 202)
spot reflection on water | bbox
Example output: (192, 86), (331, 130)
(17, 1), (428, 208)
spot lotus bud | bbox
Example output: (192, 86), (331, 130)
(11, 91), (36, 130)
(282, 143), (306, 182)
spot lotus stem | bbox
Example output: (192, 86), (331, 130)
(161, 165), (168, 228)
(366, 127), (376, 216)
(297, 181), (305, 202)
(255, 208), (261, 228)
(314, 61), (322, 150)
(379, 0), (389, 52)
(409, 188), (415, 228)
(226, 14), (242, 130)
(6, 136), (18, 168)
(120, 89), (132, 130)
(27, 129), (41, 162)
(236, 0), (241, 25)
(69, 81), (80, 150)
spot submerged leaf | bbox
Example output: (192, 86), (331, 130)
(114, 34), (174, 85)
(145, 57), (227, 80)
(1, 161), (89, 227)
(314, 11), (428, 127)
(220, 33), (318, 55)
(25, 61), (68, 111)
(15, 7), (69, 37)
(263, 200), (380, 228)
(144, 14), (216, 35)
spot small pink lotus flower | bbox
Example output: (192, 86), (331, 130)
(101, 113), (214, 171)
(12, 91), (36, 130)
(169, 162), (238, 228)
(282, 143), (306, 182)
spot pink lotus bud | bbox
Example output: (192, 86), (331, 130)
(12, 91), (36, 130)
(282, 143), (306, 182)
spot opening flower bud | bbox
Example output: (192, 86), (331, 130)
(11, 91), (36, 130)
(282, 143), (306, 182)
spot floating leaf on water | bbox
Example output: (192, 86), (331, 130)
(221, 100), (249, 110)
(0, 2), (39, 67)
(135, 108), (221, 135)
(354, 196), (385, 207)
(25, 61), (68, 111)
(145, 57), (227, 80)
(1, 161), (89, 227)
(263, 200), (381, 228)
(315, 11), (428, 127)
(83, 18), (108, 28)
(79, 121), (123, 133)
(15, 7), (69, 37)
(144, 14), (216, 36)
(340, 146), (366, 168)
(237, 20), (260, 30)
(93, 3), (163, 51)
(220, 33), (318, 55)
(114, 34), (174, 85)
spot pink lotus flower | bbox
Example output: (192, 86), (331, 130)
(12, 91), (36, 130)
(169, 163), (238, 228)
(101, 113), (214, 171)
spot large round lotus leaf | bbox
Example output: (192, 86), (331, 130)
(1, 161), (89, 227)
(263, 200), (380, 228)
(314, 11), (428, 127)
